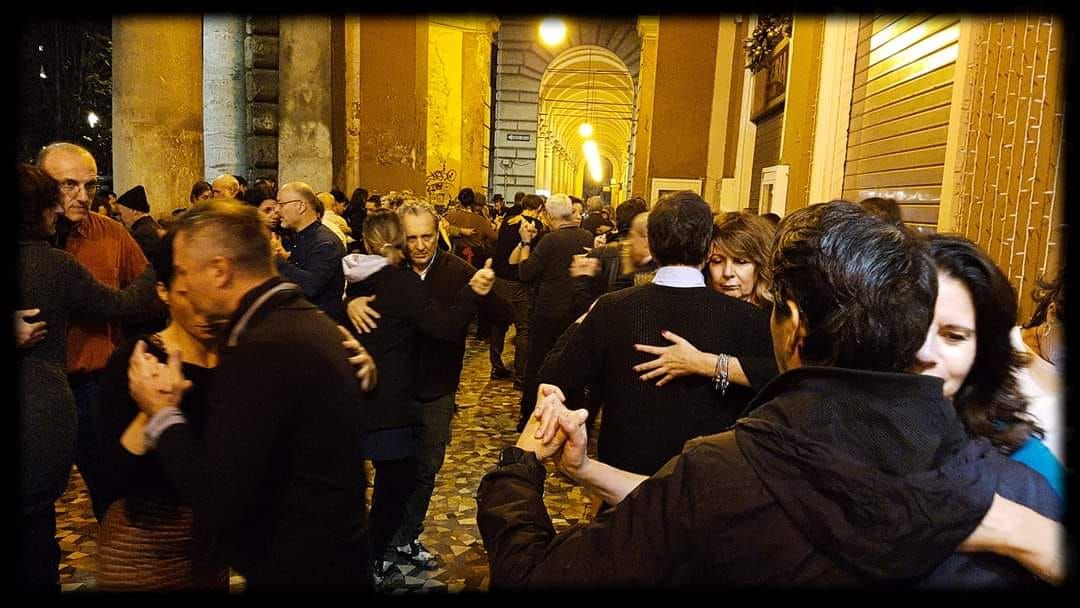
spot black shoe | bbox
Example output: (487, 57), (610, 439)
(373, 558), (406, 591)
(393, 540), (440, 570)
(490, 367), (513, 380)
(512, 377), (525, 391)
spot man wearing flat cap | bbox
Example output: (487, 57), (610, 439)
(114, 185), (163, 260)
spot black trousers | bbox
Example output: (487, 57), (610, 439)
(368, 456), (417, 560)
(69, 371), (106, 522)
(518, 312), (576, 430)
(17, 506), (60, 592)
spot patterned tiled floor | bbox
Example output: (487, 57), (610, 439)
(57, 328), (595, 592)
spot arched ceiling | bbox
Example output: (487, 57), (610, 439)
(538, 45), (635, 180)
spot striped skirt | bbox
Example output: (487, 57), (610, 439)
(97, 496), (228, 591)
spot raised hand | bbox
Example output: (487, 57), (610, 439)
(469, 258), (496, 296)
(270, 231), (290, 260)
(15, 308), (47, 348)
(346, 295), (381, 334)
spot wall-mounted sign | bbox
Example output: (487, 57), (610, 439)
(750, 36), (789, 122)
(507, 133), (531, 142)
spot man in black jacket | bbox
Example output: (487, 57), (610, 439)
(515, 193), (594, 430)
(346, 200), (496, 572)
(270, 181), (347, 324)
(477, 200), (1062, 588)
(127, 200), (371, 590)
(113, 185), (163, 261)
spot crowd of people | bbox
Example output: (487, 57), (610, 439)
(15, 141), (1068, 592)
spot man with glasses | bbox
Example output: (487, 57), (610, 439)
(270, 182), (347, 324)
(37, 142), (152, 522)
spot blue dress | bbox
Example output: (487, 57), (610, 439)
(1011, 436), (1064, 499)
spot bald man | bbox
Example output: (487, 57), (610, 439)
(272, 182), (347, 323)
(37, 142), (156, 522)
(211, 174), (241, 199)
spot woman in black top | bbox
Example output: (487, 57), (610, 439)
(95, 230), (230, 591)
(342, 210), (489, 587)
(632, 211), (780, 394)
(15, 164), (157, 591)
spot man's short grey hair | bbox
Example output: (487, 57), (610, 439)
(172, 199), (274, 277)
(545, 194), (574, 221)
(586, 196), (603, 212)
(397, 200), (440, 228)
(37, 142), (94, 166)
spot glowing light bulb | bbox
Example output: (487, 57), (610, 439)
(539, 18), (567, 46)
(87, 112), (100, 128)
(578, 123), (593, 138)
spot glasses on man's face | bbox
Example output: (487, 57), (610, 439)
(59, 179), (99, 197)
(274, 199), (303, 210)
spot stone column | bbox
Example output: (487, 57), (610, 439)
(427, 19), (464, 203)
(344, 16), (428, 195)
(552, 147), (562, 194)
(703, 18), (740, 211)
(278, 15), (333, 189)
(631, 17), (658, 199)
(203, 14), (248, 180)
(459, 17), (499, 193)
(649, 16), (720, 185)
(112, 16), (204, 216)
(341, 15), (363, 195)
(535, 130), (547, 189)
(778, 16), (825, 212)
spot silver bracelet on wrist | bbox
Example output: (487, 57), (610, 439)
(713, 353), (730, 396)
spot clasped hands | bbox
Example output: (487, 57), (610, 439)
(515, 383), (591, 478)
(127, 340), (192, 417)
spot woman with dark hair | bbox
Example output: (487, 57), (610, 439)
(94, 230), (230, 590)
(345, 187), (369, 252)
(189, 180), (213, 204)
(632, 210), (779, 392)
(15, 164), (157, 591)
(342, 209), (493, 589)
(915, 234), (1063, 497)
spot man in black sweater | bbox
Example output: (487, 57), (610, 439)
(536, 191), (774, 475)
(347, 201), (496, 571)
(126, 200), (370, 590)
(515, 193), (594, 430)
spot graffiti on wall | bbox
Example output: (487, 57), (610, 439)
(426, 162), (458, 204)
